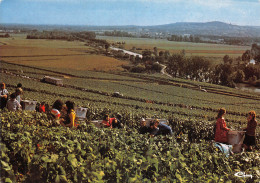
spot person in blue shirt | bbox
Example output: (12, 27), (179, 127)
(150, 119), (173, 136)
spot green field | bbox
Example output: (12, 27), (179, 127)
(98, 36), (250, 60)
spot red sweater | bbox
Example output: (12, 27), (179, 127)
(215, 118), (230, 143)
(39, 105), (45, 113)
(102, 118), (115, 128)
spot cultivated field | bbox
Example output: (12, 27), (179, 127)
(0, 34), (259, 182)
(98, 35), (250, 63)
(0, 34), (127, 71)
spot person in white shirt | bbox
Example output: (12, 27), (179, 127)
(15, 88), (23, 104)
(6, 93), (22, 112)
(0, 82), (8, 109)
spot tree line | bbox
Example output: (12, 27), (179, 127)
(167, 34), (201, 43)
(103, 30), (134, 37)
(0, 33), (10, 38)
(115, 44), (260, 88)
(168, 34), (260, 46)
(26, 31), (96, 41)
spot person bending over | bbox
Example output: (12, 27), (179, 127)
(138, 118), (150, 134)
(150, 119), (173, 137)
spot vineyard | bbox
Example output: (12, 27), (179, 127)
(1, 35), (260, 182)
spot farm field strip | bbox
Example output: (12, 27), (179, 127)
(3, 60), (259, 106)
(1, 62), (259, 114)
(64, 77), (260, 114)
(2, 73), (256, 126)
(119, 71), (260, 96)
(18, 89), (252, 126)
(0, 61), (64, 77)
(0, 60), (145, 82)
(0, 35), (127, 71)
(111, 71), (260, 100)
(23, 70), (258, 115)
(98, 36), (250, 58)
(2, 55), (126, 71)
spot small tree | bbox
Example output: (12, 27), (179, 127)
(105, 44), (110, 52)
(153, 47), (158, 57)
(180, 49), (186, 56)
(242, 50), (251, 62)
(223, 55), (232, 64)
(234, 70), (245, 83)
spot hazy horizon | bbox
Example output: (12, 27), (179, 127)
(1, 21), (260, 27)
(0, 0), (260, 26)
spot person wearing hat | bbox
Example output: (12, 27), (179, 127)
(138, 118), (150, 134)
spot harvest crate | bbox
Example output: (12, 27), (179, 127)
(76, 107), (88, 120)
(41, 76), (63, 86)
(21, 100), (37, 111)
(143, 118), (168, 127)
(90, 120), (103, 128)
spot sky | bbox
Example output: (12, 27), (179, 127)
(0, 0), (260, 26)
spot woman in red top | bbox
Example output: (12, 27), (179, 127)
(243, 111), (258, 151)
(39, 102), (46, 113)
(102, 114), (111, 128)
(215, 108), (230, 143)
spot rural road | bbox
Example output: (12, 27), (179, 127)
(110, 47), (173, 78)
(160, 64), (172, 78)
(110, 47), (143, 58)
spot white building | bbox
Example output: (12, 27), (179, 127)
(249, 59), (256, 65)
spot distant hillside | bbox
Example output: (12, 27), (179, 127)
(1, 21), (260, 37)
(145, 21), (260, 37)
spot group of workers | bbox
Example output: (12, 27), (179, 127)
(102, 114), (124, 129)
(49, 99), (78, 128)
(214, 108), (258, 152)
(101, 114), (173, 137)
(0, 83), (23, 111)
(0, 82), (78, 128)
(1, 82), (258, 151)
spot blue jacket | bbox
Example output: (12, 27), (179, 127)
(151, 123), (173, 136)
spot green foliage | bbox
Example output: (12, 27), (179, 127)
(1, 57), (260, 182)
(26, 31), (96, 41)
(1, 111), (259, 182)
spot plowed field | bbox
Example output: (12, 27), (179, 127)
(0, 34), (127, 71)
